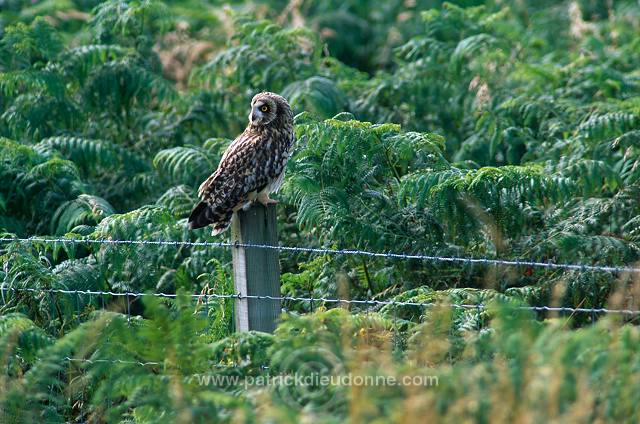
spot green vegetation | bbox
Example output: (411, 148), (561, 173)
(2, 0), (640, 422)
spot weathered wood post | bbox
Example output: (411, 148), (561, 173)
(231, 204), (280, 333)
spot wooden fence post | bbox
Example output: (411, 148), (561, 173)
(231, 204), (281, 333)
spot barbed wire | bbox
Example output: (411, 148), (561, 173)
(63, 356), (269, 370)
(64, 357), (161, 367)
(2, 286), (639, 316)
(1, 236), (640, 274)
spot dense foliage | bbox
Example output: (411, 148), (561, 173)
(2, 0), (640, 422)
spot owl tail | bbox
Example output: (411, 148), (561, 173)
(188, 202), (232, 235)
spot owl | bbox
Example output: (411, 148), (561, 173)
(188, 92), (295, 234)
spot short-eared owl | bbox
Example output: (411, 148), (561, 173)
(188, 92), (295, 234)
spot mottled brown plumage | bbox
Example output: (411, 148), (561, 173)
(188, 92), (295, 234)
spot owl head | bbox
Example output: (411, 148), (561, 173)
(249, 92), (292, 127)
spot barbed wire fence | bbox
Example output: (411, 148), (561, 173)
(1, 286), (639, 316)
(3, 236), (640, 273)
(2, 236), (640, 316)
(2, 235), (640, 379)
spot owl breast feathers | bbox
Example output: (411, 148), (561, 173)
(188, 92), (295, 234)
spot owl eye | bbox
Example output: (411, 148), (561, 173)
(260, 105), (269, 112)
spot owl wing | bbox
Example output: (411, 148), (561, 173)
(188, 130), (272, 234)
(199, 131), (274, 201)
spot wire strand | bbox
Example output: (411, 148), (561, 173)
(1, 236), (639, 274)
(63, 356), (269, 369)
(1, 286), (638, 316)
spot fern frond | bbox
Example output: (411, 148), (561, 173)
(51, 194), (115, 235)
(0, 69), (65, 98)
(59, 44), (134, 85)
(153, 145), (215, 188)
(578, 112), (638, 142)
(450, 33), (497, 73)
(91, 0), (172, 41)
(35, 136), (147, 173)
(82, 59), (175, 114)
(0, 313), (53, 374)
(282, 76), (347, 119)
(155, 185), (197, 219)
(1, 17), (62, 66)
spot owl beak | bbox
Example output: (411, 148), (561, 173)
(250, 111), (259, 125)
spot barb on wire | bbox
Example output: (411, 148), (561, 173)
(1, 286), (639, 316)
(1, 236), (639, 274)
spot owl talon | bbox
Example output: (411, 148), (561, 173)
(257, 198), (278, 206)
(257, 193), (278, 206)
